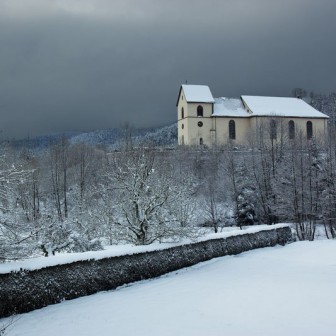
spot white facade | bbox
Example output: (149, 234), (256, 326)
(177, 85), (329, 147)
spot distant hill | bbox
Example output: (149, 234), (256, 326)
(133, 123), (177, 148)
(8, 124), (178, 152)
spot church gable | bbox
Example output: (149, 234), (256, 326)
(178, 85), (215, 104)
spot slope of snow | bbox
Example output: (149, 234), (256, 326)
(2, 239), (335, 336)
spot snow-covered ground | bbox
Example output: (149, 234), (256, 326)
(2, 239), (335, 336)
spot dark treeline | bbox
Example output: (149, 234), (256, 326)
(293, 88), (336, 125)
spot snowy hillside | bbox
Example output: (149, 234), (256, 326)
(9, 124), (177, 152)
(133, 123), (177, 147)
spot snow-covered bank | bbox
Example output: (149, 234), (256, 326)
(0, 224), (289, 274)
(2, 239), (335, 336)
(0, 225), (292, 318)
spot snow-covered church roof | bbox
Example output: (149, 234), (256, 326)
(241, 96), (329, 119)
(213, 97), (250, 117)
(179, 85), (328, 119)
(180, 85), (215, 103)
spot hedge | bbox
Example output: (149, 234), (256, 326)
(0, 226), (292, 317)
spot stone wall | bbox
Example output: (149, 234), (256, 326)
(0, 226), (292, 318)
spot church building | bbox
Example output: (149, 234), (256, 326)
(177, 85), (329, 147)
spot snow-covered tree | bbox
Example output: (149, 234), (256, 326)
(107, 146), (195, 245)
(0, 148), (35, 261)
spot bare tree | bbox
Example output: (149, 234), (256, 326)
(321, 124), (336, 238)
(201, 148), (226, 232)
(107, 146), (194, 245)
(0, 149), (34, 260)
(292, 88), (307, 99)
(49, 136), (69, 221)
(282, 132), (323, 240)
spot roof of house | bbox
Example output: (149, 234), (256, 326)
(241, 96), (329, 119)
(178, 85), (329, 119)
(213, 97), (250, 117)
(180, 85), (215, 103)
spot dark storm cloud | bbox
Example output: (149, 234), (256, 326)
(0, 0), (335, 139)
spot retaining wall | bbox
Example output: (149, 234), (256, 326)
(0, 226), (292, 318)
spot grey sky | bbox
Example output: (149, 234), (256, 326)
(0, 0), (335, 139)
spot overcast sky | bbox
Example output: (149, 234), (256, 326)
(0, 0), (335, 139)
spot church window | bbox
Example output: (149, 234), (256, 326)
(307, 121), (313, 139)
(200, 137), (203, 145)
(198, 121), (203, 127)
(181, 107), (184, 119)
(288, 120), (295, 139)
(197, 105), (203, 117)
(229, 120), (236, 140)
(182, 124), (184, 129)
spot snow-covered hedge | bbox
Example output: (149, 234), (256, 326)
(0, 225), (292, 317)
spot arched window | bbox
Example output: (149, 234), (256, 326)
(181, 135), (184, 145)
(307, 121), (313, 139)
(229, 120), (236, 140)
(181, 107), (184, 119)
(200, 137), (203, 145)
(288, 120), (295, 139)
(197, 105), (203, 117)
(270, 119), (277, 140)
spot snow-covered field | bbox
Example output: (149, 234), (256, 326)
(2, 240), (336, 336)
